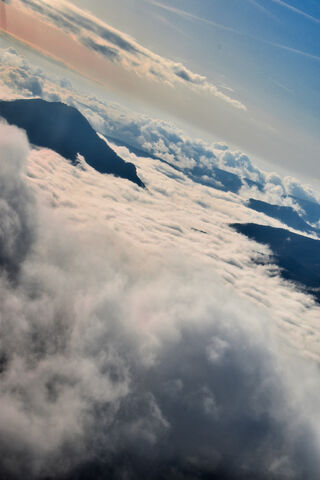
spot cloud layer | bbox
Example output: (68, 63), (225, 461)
(1, 44), (320, 479)
(0, 119), (320, 479)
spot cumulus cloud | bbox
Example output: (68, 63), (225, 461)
(0, 48), (44, 98)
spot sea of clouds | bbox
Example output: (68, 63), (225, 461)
(0, 46), (320, 479)
(1, 45), (320, 217)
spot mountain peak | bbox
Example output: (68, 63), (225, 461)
(0, 98), (145, 188)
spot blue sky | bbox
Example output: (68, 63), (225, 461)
(64, 0), (319, 182)
(74, 0), (320, 137)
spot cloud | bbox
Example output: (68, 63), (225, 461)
(145, 0), (244, 35)
(147, 0), (320, 62)
(0, 123), (320, 480)
(268, 41), (320, 62)
(0, 48), (44, 97)
(2, 44), (320, 225)
(268, 0), (320, 25)
(16, 0), (247, 111)
(80, 36), (123, 62)
(0, 123), (36, 275)
(246, 0), (278, 20)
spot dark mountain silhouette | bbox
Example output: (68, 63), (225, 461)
(247, 198), (318, 234)
(0, 98), (145, 187)
(232, 223), (320, 301)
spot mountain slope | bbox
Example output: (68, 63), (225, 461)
(0, 98), (145, 187)
(247, 198), (318, 234)
(232, 222), (320, 301)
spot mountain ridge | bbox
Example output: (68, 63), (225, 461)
(0, 98), (145, 187)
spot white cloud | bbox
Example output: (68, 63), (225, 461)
(0, 118), (320, 479)
(2, 44), (320, 231)
(269, 0), (320, 25)
(2, 44), (320, 230)
(1, 44), (320, 477)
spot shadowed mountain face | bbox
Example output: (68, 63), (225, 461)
(0, 99), (145, 187)
(232, 223), (320, 302)
(247, 198), (318, 234)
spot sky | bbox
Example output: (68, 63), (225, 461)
(1, 2), (320, 479)
(0, 0), (319, 184)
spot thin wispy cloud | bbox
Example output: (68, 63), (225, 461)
(146, 0), (320, 62)
(246, 0), (279, 21)
(145, 0), (244, 36)
(269, 0), (320, 24)
(270, 41), (320, 62)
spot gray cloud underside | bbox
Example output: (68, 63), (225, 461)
(80, 36), (120, 62)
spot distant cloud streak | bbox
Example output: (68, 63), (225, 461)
(147, 0), (320, 62)
(270, 40), (320, 62)
(269, 0), (320, 24)
(146, 0), (246, 35)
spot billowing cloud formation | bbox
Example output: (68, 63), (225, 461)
(15, 0), (246, 110)
(0, 119), (320, 479)
(0, 123), (36, 274)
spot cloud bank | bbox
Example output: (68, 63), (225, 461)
(1, 44), (320, 224)
(0, 120), (320, 479)
(1, 43), (320, 479)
